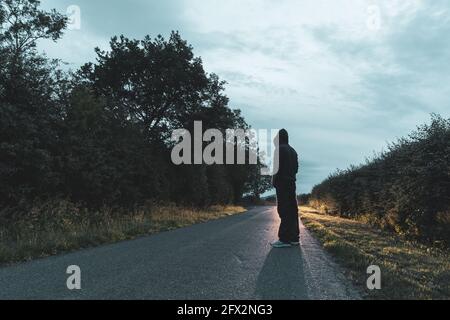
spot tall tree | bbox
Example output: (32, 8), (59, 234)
(77, 32), (211, 141)
(0, 0), (67, 205)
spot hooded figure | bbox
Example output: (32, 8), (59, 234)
(271, 129), (300, 248)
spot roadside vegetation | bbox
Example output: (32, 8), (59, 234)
(0, 201), (246, 266)
(0, 0), (269, 265)
(301, 206), (450, 300)
(0, 0), (271, 212)
(309, 115), (450, 246)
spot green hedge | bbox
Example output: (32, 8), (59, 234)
(310, 115), (450, 245)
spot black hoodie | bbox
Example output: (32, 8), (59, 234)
(273, 129), (299, 187)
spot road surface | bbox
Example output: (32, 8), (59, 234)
(0, 206), (360, 299)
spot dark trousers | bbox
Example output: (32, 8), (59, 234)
(276, 181), (299, 243)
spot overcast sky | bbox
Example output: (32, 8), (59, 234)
(40, 0), (450, 193)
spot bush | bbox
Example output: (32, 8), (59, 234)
(310, 115), (450, 245)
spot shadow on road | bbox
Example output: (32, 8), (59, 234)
(254, 247), (308, 300)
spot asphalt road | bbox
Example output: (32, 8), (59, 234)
(0, 206), (360, 300)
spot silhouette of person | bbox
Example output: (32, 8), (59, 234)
(271, 129), (300, 248)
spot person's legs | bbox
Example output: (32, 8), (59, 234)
(276, 185), (290, 243)
(285, 181), (300, 243)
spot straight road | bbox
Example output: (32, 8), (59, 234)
(0, 207), (360, 299)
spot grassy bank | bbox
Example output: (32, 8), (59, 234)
(0, 202), (246, 266)
(300, 206), (450, 300)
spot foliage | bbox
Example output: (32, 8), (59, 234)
(310, 115), (450, 245)
(0, 0), (272, 214)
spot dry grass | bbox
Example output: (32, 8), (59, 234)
(0, 203), (246, 266)
(300, 206), (450, 300)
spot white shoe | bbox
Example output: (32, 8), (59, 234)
(271, 240), (292, 248)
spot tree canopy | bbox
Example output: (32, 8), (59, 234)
(0, 0), (272, 212)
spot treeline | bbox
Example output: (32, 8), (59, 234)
(0, 0), (270, 216)
(310, 115), (450, 245)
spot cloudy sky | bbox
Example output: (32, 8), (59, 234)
(40, 0), (450, 193)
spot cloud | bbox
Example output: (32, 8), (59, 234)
(39, 0), (188, 67)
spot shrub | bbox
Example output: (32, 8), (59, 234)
(310, 115), (450, 245)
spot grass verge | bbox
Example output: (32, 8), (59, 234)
(300, 206), (450, 300)
(0, 202), (246, 266)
